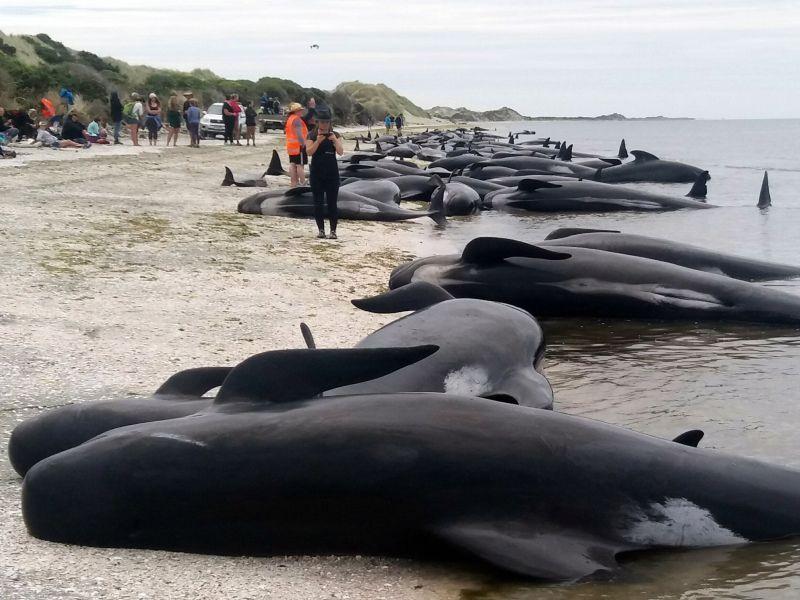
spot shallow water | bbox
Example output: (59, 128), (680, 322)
(403, 119), (800, 598)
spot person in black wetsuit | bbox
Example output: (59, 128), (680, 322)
(305, 105), (343, 239)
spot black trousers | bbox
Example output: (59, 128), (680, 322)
(223, 116), (235, 142)
(311, 177), (339, 232)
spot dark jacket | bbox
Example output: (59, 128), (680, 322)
(110, 92), (123, 122)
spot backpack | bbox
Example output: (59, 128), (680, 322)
(122, 102), (136, 119)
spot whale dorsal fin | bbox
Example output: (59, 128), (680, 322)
(299, 322), (316, 349)
(434, 521), (632, 581)
(618, 139), (628, 159)
(544, 227), (621, 240)
(215, 346), (438, 404)
(155, 367), (233, 397)
(354, 139), (360, 151)
(266, 150), (287, 176)
(352, 281), (455, 314)
(517, 179), (562, 193)
(672, 429), (704, 447)
(222, 167), (235, 186)
(631, 150), (660, 162)
(462, 237), (571, 264)
(758, 171), (771, 209)
(284, 186), (312, 196)
(686, 170), (710, 200)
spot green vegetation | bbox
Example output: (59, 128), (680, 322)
(0, 31), (530, 124)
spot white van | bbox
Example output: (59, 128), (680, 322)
(199, 103), (247, 139)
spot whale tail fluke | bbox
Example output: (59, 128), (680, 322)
(266, 150), (288, 176)
(375, 141), (382, 153)
(299, 322), (316, 349)
(508, 133), (514, 144)
(758, 171), (771, 209)
(222, 166), (235, 186)
(686, 170), (710, 200)
(618, 139), (628, 159)
(563, 144), (573, 162)
(354, 139), (360, 151)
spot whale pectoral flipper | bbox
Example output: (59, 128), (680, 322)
(462, 237), (572, 264)
(214, 346), (439, 404)
(544, 228), (621, 241)
(352, 281), (455, 314)
(434, 522), (632, 581)
(299, 322), (316, 349)
(673, 430), (704, 447)
(517, 179), (562, 193)
(154, 367), (233, 398)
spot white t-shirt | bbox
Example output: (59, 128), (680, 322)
(37, 129), (58, 145)
(131, 101), (144, 118)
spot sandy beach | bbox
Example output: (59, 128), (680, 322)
(0, 130), (484, 599)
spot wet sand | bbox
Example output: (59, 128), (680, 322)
(0, 131), (477, 599)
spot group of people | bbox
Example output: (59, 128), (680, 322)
(115, 91), (202, 147)
(259, 94), (283, 115)
(384, 113), (403, 134)
(1, 103), (115, 156)
(221, 94), (258, 146)
(284, 101), (344, 239)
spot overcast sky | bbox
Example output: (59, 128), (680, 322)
(3, 0), (799, 118)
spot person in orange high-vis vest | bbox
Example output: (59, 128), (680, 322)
(285, 102), (308, 187)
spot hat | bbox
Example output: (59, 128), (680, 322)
(288, 102), (303, 113)
(315, 104), (333, 121)
(183, 91), (193, 97)
(149, 92), (157, 99)
(131, 92), (141, 100)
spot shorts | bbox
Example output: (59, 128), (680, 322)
(289, 149), (308, 165)
(124, 117), (140, 126)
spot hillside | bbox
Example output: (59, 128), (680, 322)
(0, 32), (532, 126)
(429, 105), (531, 122)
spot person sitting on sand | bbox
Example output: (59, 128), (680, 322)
(305, 104), (343, 239)
(0, 107), (20, 144)
(145, 93), (162, 146)
(285, 102), (308, 187)
(244, 100), (257, 146)
(86, 117), (109, 144)
(61, 113), (91, 146)
(37, 121), (87, 149)
(10, 108), (37, 141)
(186, 99), (201, 148)
(123, 93), (144, 146)
(165, 93), (181, 147)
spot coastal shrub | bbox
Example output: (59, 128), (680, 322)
(77, 51), (119, 74)
(0, 40), (16, 56)
(62, 63), (109, 102)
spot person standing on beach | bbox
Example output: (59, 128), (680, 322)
(165, 93), (182, 147)
(305, 105), (343, 239)
(109, 91), (123, 144)
(395, 113), (404, 136)
(231, 94), (243, 145)
(222, 95), (236, 145)
(144, 93), (162, 145)
(285, 102), (308, 187)
(244, 101), (257, 146)
(186, 99), (201, 147)
(182, 92), (194, 127)
(123, 93), (144, 146)
(384, 113), (392, 133)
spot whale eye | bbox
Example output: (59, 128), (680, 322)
(482, 394), (519, 405)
